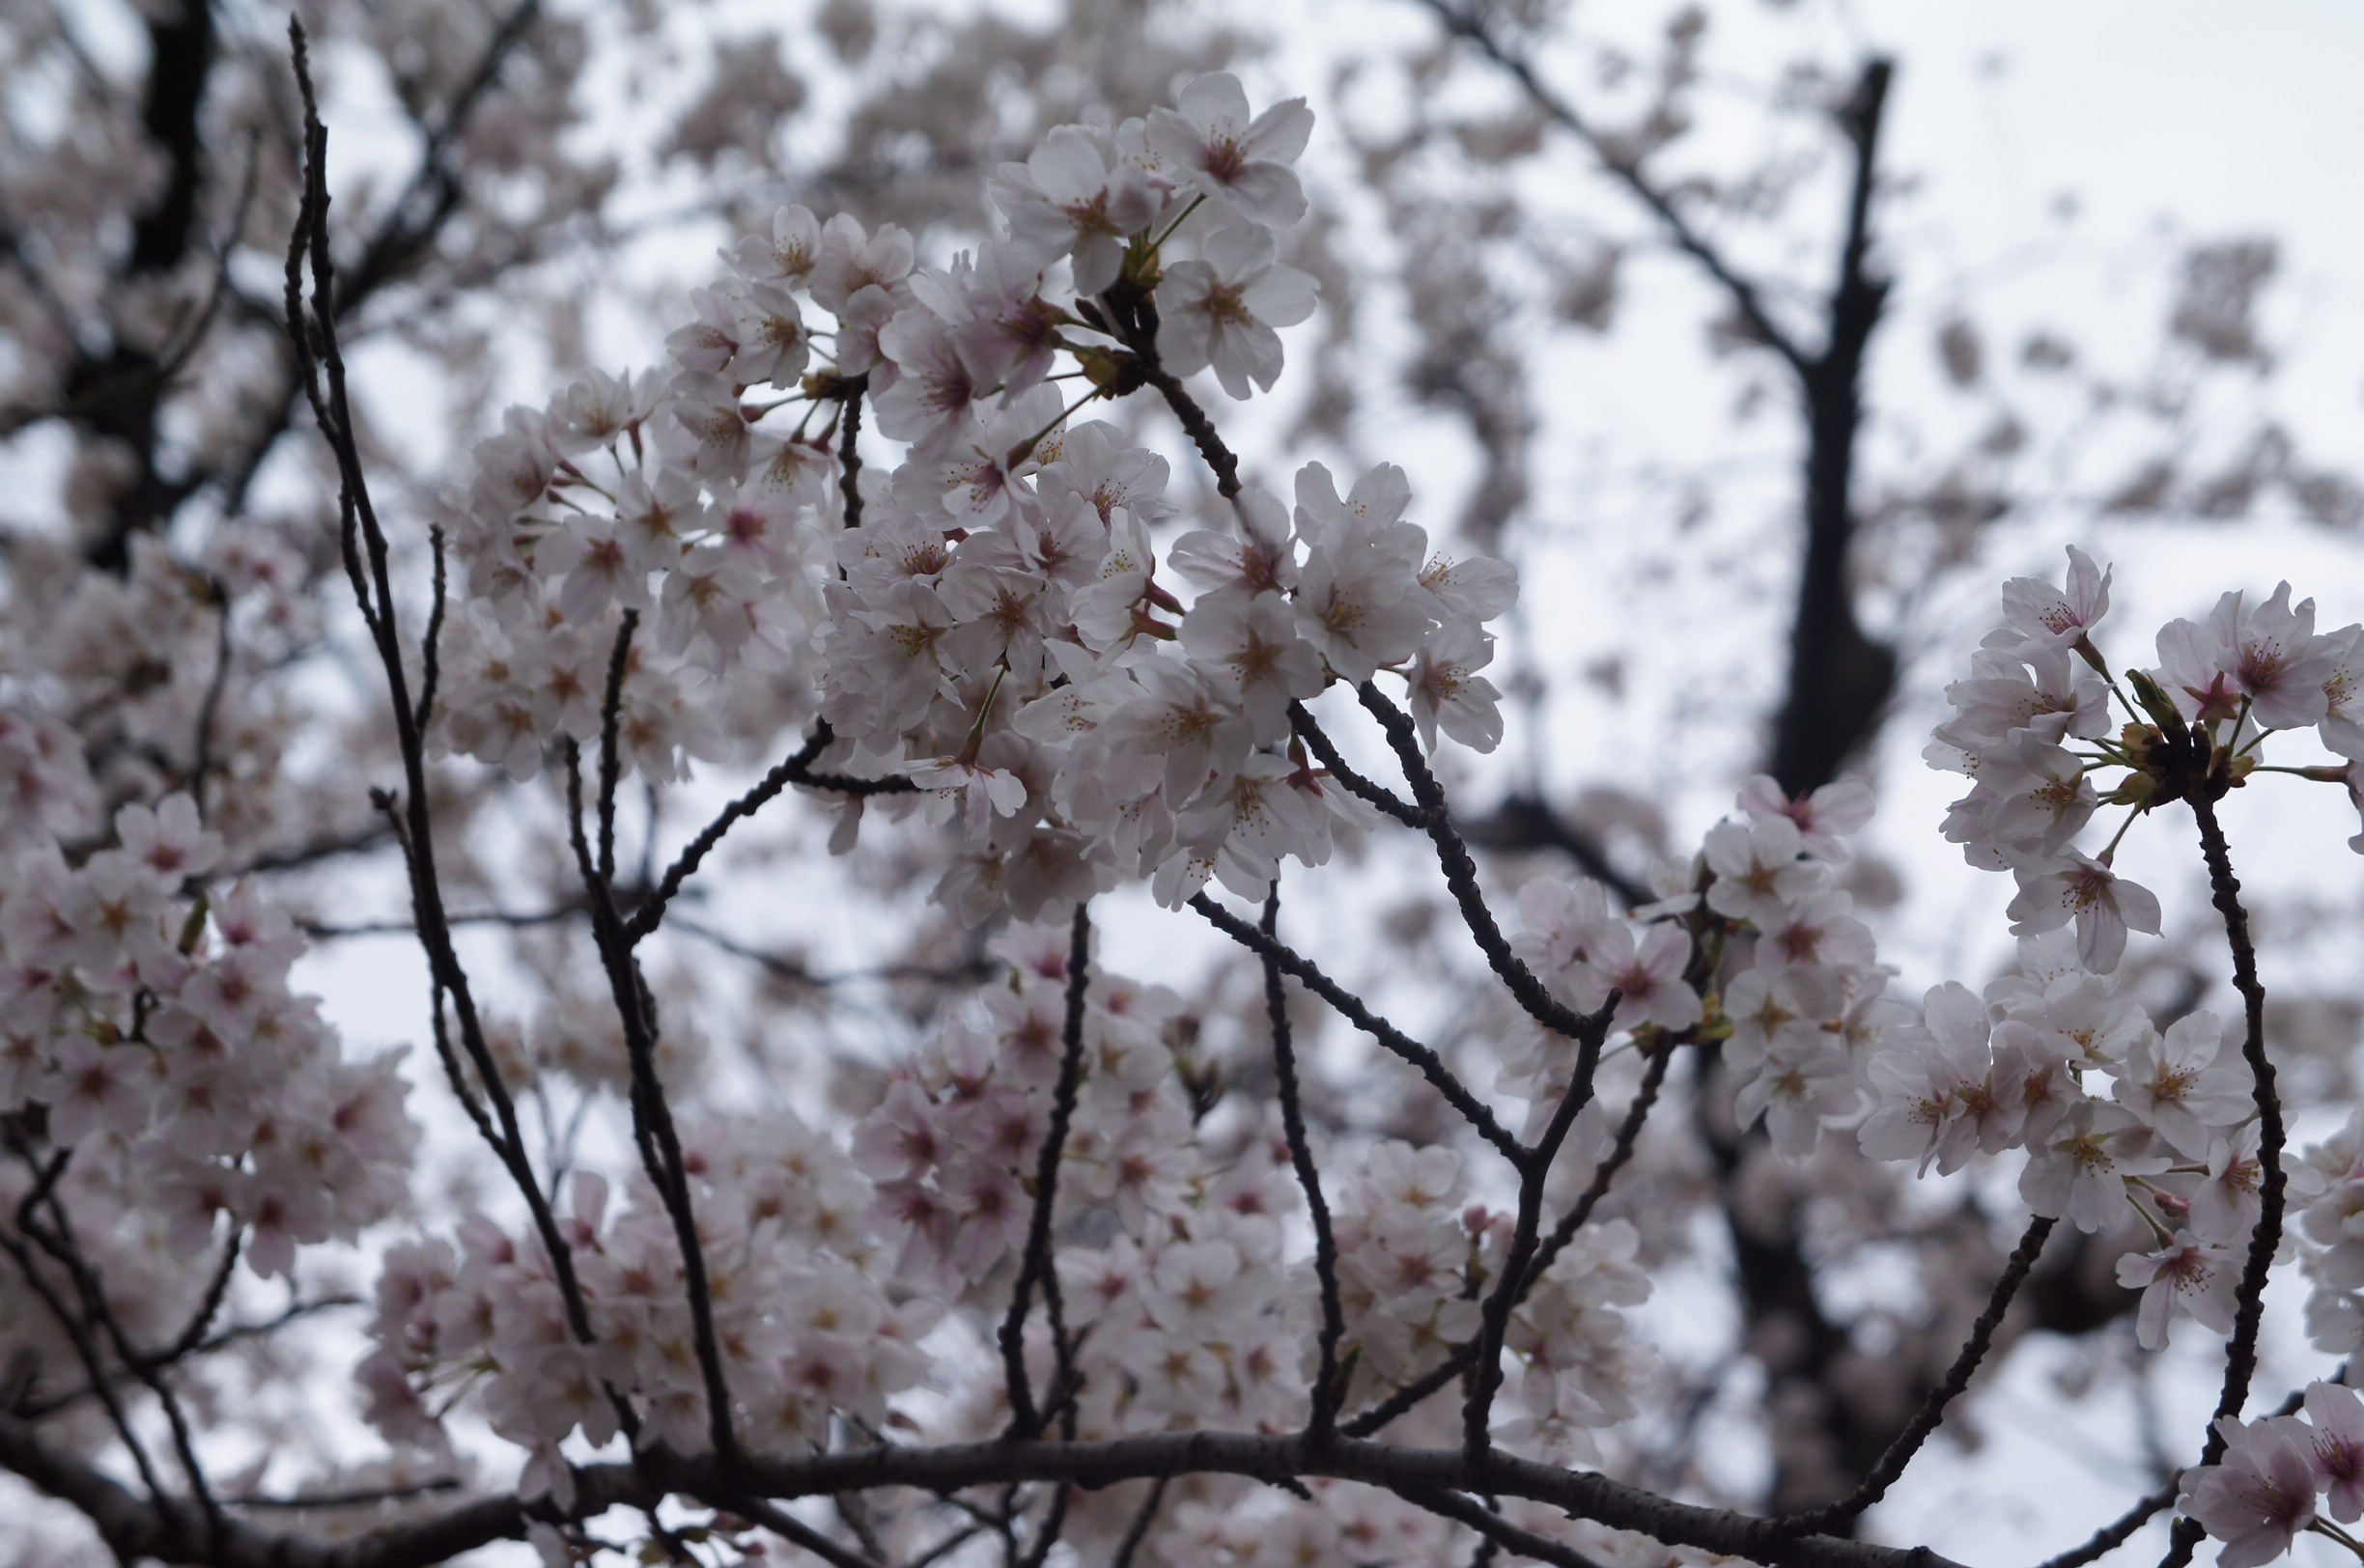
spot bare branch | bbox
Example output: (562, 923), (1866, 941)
(999, 904), (1092, 1437)
(1261, 890), (1346, 1441)
(1189, 893), (1524, 1163)
(2037, 1482), (2177, 1568)
(2159, 791), (2287, 1568)
(1418, 0), (1809, 376)
(1773, 1214), (2054, 1536)
(625, 719), (915, 944)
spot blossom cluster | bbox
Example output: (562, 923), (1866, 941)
(1843, 550), (2364, 1349)
(360, 1113), (924, 1505)
(1931, 549), (2364, 973)
(2181, 1380), (2364, 1566)
(431, 71), (1516, 924)
(1509, 771), (1889, 1164)
(0, 792), (413, 1280)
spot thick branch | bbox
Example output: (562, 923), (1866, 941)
(0, 1416), (1980, 1568)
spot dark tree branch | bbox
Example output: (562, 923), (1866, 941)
(1287, 701), (1421, 826)
(1419, 1), (1808, 375)
(282, 23), (608, 1395)
(837, 375), (868, 529)
(624, 719), (915, 944)
(2159, 792), (2286, 1568)
(1461, 994), (1617, 1461)
(2038, 1482), (2176, 1568)
(1355, 683), (1610, 1049)
(1342, 1037), (1673, 1441)
(0, 1415), (1979, 1568)
(597, 611), (636, 885)
(1773, 1214), (2054, 1536)
(1454, 793), (1650, 911)
(1261, 890), (1346, 1441)
(226, 1480), (462, 1511)
(564, 742), (720, 1461)
(1189, 893), (1524, 1163)
(999, 904), (1092, 1437)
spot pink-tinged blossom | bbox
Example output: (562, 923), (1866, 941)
(1036, 420), (1177, 529)
(1179, 591), (1324, 742)
(1735, 1041), (1858, 1159)
(808, 212), (915, 316)
(2294, 1382), (2364, 1522)
(2154, 584), (2339, 733)
(725, 279), (810, 388)
(2006, 850), (2161, 974)
(1155, 223), (1317, 400)
(1145, 73), (1313, 228)
(2021, 1101), (2168, 1231)
(653, 373), (751, 484)
(1703, 815), (1828, 928)
(1598, 921), (1703, 1034)
(1404, 621), (1504, 753)
(2181, 1416), (2318, 1568)
(1859, 983), (2021, 1175)
(44, 1038), (155, 1144)
(2317, 623), (2364, 759)
(1170, 488), (1298, 605)
(873, 308), (982, 458)
(2116, 1230), (2237, 1349)
(662, 287), (739, 377)
(2116, 1011), (2252, 1159)
(912, 246), (1066, 402)
(1515, 878), (1623, 994)
(1290, 464), (1431, 682)
(1979, 737), (2098, 862)
(1935, 645), (2110, 752)
(2194, 1123), (2266, 1244)
(729, 203), (822, 285)
(991, 124), (1157, 295)
(2224, 583), (2338, 730)
(1735, 773), (1874, 862)
(550, 366), (658, 454)
(1999, 545), (2112, 654)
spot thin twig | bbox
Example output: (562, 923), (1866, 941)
(1108, 1478), (1168, 1568)
(1418, 0), (1808, 377)
(2158, 793), (2286, 1568)
(1189, 893), (1524, 1162)
(1355, 682), (1611, 1049)
(625, 720), (914, 944)
(707, 1492), (883, 1568)
(1287, 701), (1420, 826)
(2038, 1482), (2177, 1568)
(1262, 890), (1346, 1441)
(1774, 1214), (2054, 1535)
(999, 905), (1092, 1437)
(564, 742), (727, 1463)
(1408, 1487), (1611, 1568)
(283, 22), (611, 1412)
(1461, 993), (1617, 1461)
(597, 611), (636, 886)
